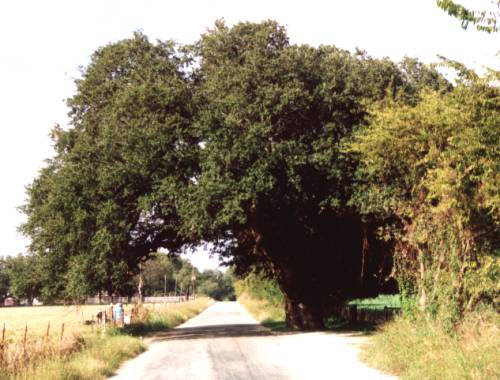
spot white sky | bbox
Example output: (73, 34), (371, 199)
(0, 0), (498, 271)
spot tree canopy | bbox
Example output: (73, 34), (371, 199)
(21, 21), (496, 330)
(20, 33), (196, 300)
(2, 255), (44, 305)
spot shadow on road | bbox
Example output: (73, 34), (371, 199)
(150, 323), (286, 342)
(150, 322), (373, 343)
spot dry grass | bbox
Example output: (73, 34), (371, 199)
(10, 334), (145, 380)
(0, 304), (133, 341)
(360, 308), (500, 380)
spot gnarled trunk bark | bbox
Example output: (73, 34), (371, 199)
(270, 257), (325, 330)
(284, 294), (325, 330)
(245, 203), (390, 331)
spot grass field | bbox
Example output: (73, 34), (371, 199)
(0, 303), (153, 342)
(0, 301), (199, 341)
(0, 304), (119, 341)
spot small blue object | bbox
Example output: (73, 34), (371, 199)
(113, 303), (124, 320)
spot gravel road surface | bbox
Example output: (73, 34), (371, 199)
(110, 302), (396, 380)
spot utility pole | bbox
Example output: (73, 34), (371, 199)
(191, 267), (196, 299)
(164, 275), (167, 297)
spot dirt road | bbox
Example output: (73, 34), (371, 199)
(110, 302), (396, 380)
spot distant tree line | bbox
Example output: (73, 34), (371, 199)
(0, 254), (235, 304)
(20, 20), (498, 329)
(0, 255), (43, 305)
(133, 253), (235, 301)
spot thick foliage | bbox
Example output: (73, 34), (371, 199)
(235, 271), (284, 307)
(20, 33), (196, 299)
(349, 75), (499, 326)
(181, 21), (449, 328)
(3, 254), (44, 304)
(21, 21), (453, 328)
(197, 269), (236, 301)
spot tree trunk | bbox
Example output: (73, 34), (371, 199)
(272, 263), (325, 330)
(255, 242), (326, 330)
(284, 293), (325, 330)
(137, 267), (144, 304)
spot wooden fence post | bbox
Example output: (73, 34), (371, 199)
(60, 323), (65, 343)
(43, 321), (50, 356)
(0, 323), (5, 364)
(23, 323), (28, 357)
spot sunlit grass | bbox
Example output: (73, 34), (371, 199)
(0, 304), (135, 341)
(360, 308), (500, 379)
(12, 334), (145, 380)
(237, 292), (285, 329)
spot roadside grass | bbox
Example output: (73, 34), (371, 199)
(13, 334), (145, 380)
(360, 307), (500, 380)
(3, 297), (213, 380)
(237, 292), (286, 330)
(121, 297), (214, 336)
(240, 288), (499, 379)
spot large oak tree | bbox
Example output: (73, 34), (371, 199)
(22, 22), (447, 328)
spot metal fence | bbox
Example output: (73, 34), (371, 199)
(341, 304), (401, 324)
(85, 295), (191, 305)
